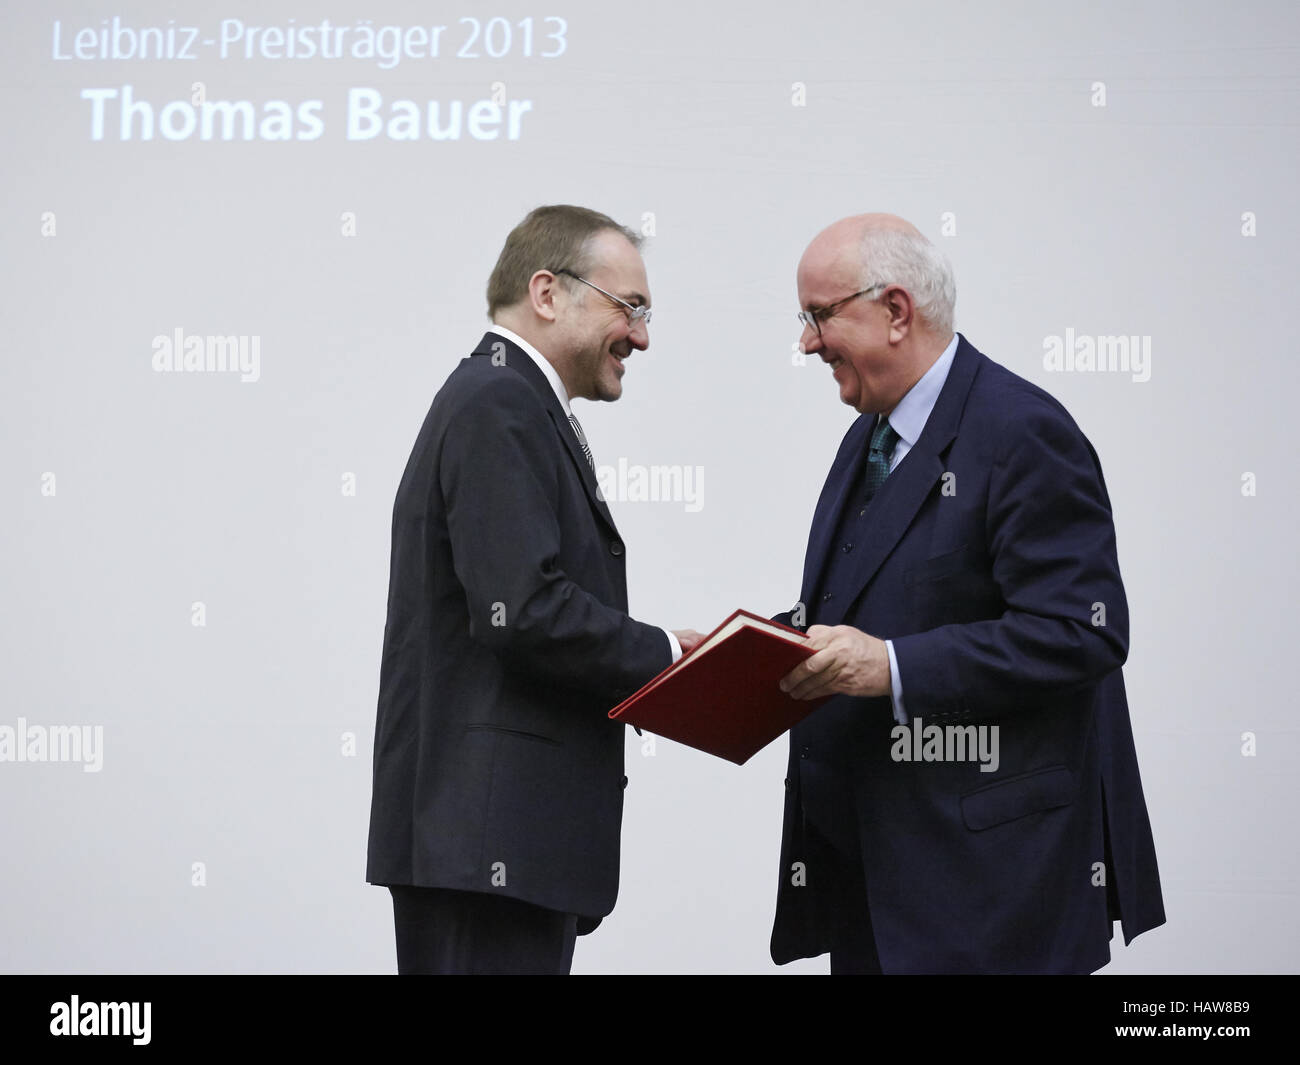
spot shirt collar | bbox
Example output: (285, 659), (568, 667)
(487, 323), (572, 416)
(883, 331), (960, 447)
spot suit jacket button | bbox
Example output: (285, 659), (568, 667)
(621, 775), (629, 789)
(821, 593), (833, 602)
(784, 777), (791, 788)
(610, 540), (625, 557)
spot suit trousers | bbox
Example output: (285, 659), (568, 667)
(388, 885), (579, 975)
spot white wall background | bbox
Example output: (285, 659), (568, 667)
(1, 0), (1296, 973)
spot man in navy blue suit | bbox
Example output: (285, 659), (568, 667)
(770, 214), (1165, 973)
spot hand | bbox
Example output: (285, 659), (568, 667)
(672, 629), (706, 655)
(779, 624), (891, 700)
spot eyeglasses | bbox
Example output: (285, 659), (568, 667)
(797, 283), (888, 340)
(552, 268), (652, 327)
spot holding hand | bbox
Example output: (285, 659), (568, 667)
(779, 624), (891, 700)
(672, 629), (706, 655)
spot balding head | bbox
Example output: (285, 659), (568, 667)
(802, 213), (921, 262)
(799, 213), (954, 336)
(796, 213), (956, 414)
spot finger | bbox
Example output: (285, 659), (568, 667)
(802, 647), (837, 675)
(780, 646), (834, 692)
(789, 657), (841, 699)
(803, 626), (833, 650)
(779, 662), (810, 692)
(790, 671), (837, 700)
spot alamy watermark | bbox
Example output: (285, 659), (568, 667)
(596, 459), (704, 512)
(50, 996), (150, 1045)
(0, 718), (103, 772)
(891, 716), (999, 772)
(1043, 329), (1150, 383)
(151, 328), (261, 382)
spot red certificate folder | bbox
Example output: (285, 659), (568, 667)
(608, 608), (829, 765)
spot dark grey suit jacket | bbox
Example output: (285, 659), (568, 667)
(366, 331), (671, 926)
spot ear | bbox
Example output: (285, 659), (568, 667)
(526, 269), (562, 323)
(882, 284), (915, 344)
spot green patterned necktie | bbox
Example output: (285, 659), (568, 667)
(862, 416), (900, 502)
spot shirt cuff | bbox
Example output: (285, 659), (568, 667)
(663, 628), (682, 664)
(885, 639), (907, 725)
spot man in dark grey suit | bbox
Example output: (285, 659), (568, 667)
(366, 205), (700, 974)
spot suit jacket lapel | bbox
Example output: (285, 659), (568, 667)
(470, 332), (621, 537)
(543, 406), (621, 535)
(800, 414), (873, 607)
(810, 337), (984, 628)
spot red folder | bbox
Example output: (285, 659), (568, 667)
(608, 609), (829, 765)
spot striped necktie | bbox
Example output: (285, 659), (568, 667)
(568, 412), (595, 470)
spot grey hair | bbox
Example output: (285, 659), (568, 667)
(859, 227), (956, 335)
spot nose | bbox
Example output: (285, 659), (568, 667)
(628, 316), (650, 350)
(800, 320), (822, 355)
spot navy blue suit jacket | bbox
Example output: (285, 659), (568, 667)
(771, 334), (1165, 973)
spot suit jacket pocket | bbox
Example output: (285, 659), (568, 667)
(960, 765), (1075, 831)
(464, 723), (562, 747)
(903, 542), (981, 585)
(902, 542), (1000, 627)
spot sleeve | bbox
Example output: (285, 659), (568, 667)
(771, 603), (804, 631)
(885, 639), (908, 724)
(439, 376), (671, 701)
(889, 400), (1129, 721)
(662, 628), (683, 663)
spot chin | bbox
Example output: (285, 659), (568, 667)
(594, 368), (624, 402)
